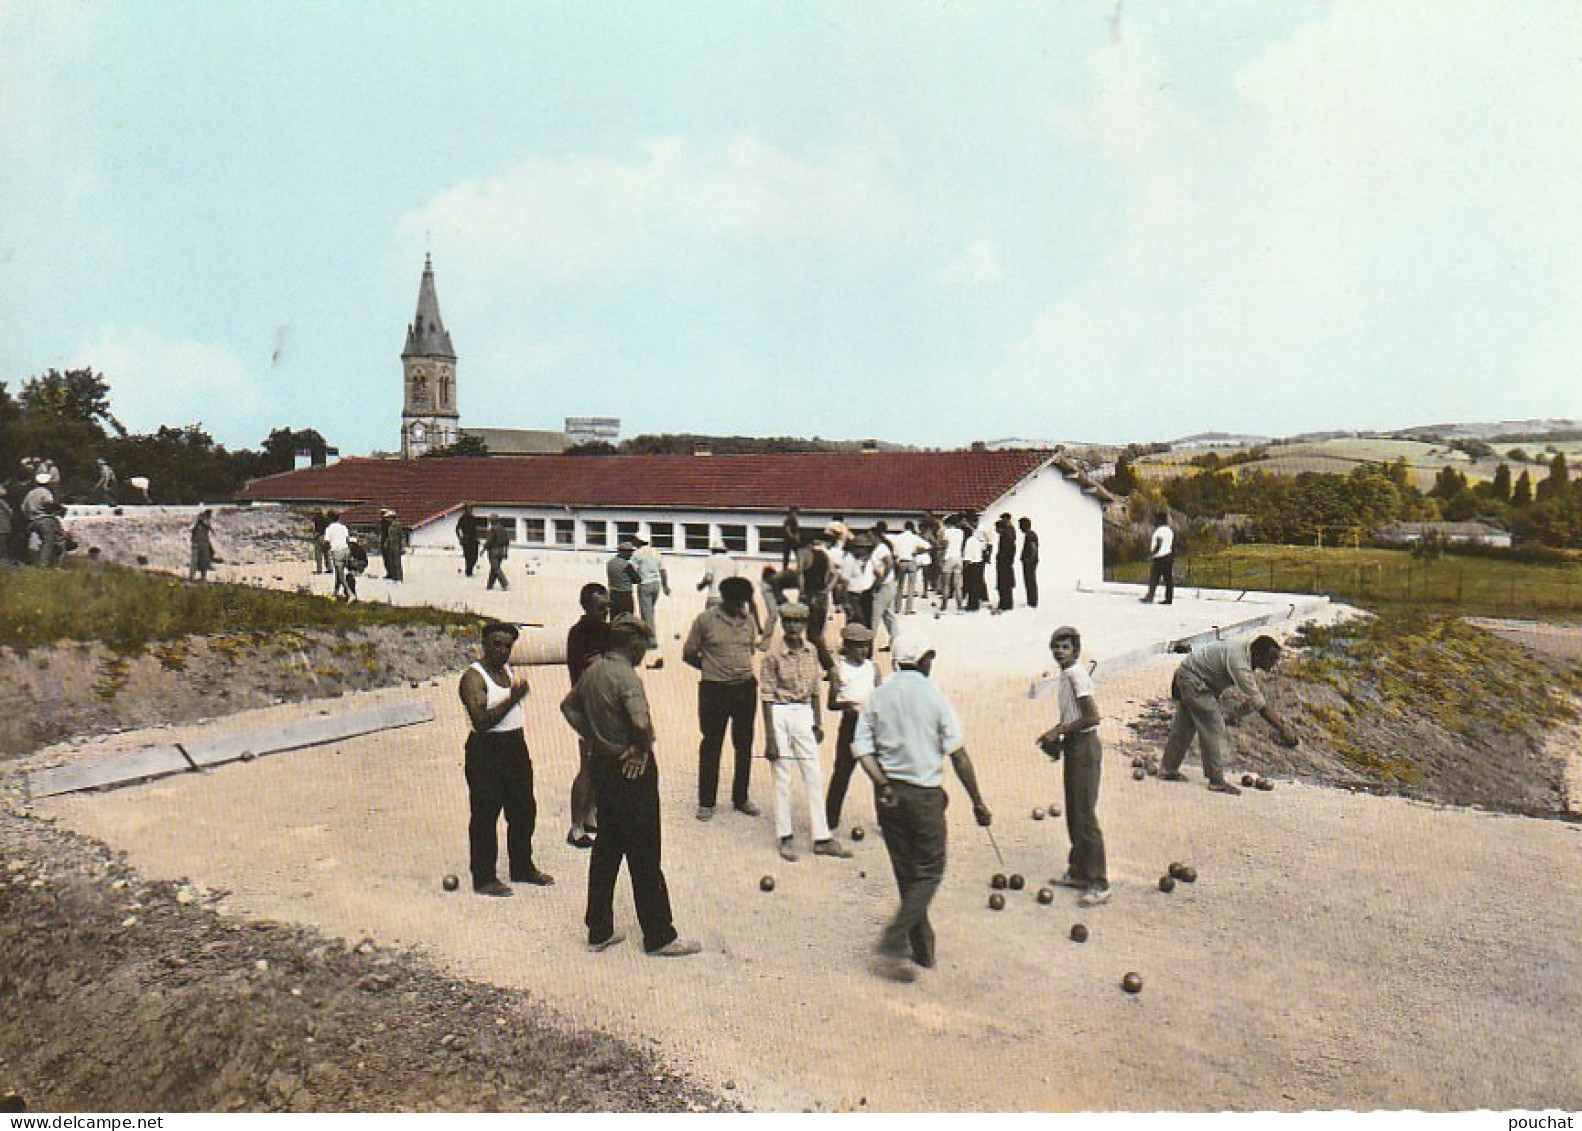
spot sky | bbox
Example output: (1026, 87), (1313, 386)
(4, 1), (1581, 456)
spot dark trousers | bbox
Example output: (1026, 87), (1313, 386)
(611, 590), (636, 618)
(464, 729), (539, 886)
(963, 562), (985, 610)
(382, 547), (403, 581)
(805, 595), (834, 670)
(461, 539), (479, 577)
(586, 756), (678, 952)
(876, 781), (947, 966)
(995, 559), (1015, 611)
(1022, 560), (1038, 608)
(1062, 730), (1108, 887)
(486, 549), (508, 590)
(1145, 554), (1174, 603)
(313, 538), (330, 573)
(697, 679), (756, 807)
(824, 710), (860, 829)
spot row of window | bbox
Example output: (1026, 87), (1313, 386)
(506, 517), (787, 554)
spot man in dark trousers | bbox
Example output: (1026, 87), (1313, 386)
(378, 508), (404, 582)
(1159, 634), (1299, 794)
(682, 576), (762, 821)
(1036, 626), (1108, 907)
(564, 582), (612, 849)
(1143, 512), (1175, 605)
(311, 509), (331, 574)
(993, 512), (1017, 613)
(606, 540), (643, 618)
(483, 516), (511, 590)
(456, 504), (483, 577)
(1018, 517), (1040, 608)
(458, 621), (554, 896)
(854, 632), (993, 982)
(560, 616), (701, 957)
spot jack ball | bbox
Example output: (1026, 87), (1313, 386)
(1122, 971), (1143, 994)
(988, 892), (1006, 911)
(441, 874), (460, 892)
(1069, 923), (1088, 943)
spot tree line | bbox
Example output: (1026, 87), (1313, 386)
(0, 368), (329, 505)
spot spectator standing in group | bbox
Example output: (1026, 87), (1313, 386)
(633, 538), (670, 669)
(1143, 512), (1175, 605)
(483, 515), (512, 591)
(189, 509), (216, 582)
(311, 509), (331, 574)
(1036, 626), (1109, 907)
(1019, 517), (1040, 608)
(459, 621), (554, 896)
(682, 576), (762, 822)
(378, 508), (405, 582)
(824, 622), (877, 831)
(760, 603), (851, 863)
(564, 582), (612, 850)
(936, 518), (965, 615)
(890, 521), (927, 616)
(869, 524), (899, 651)
(697, 543), (737, 610)
(1159, 634), (1298, 794)
(797, 530), (836, 670)
(22, 474), (63, 566)
(324, 511), (353, 600)
(560, 615), (701, 957)
(456, 504), (483, 578)
(993, 512), (1017, 613)
(606, 540), (643, 619)
(840, 535), (878, 628)
(853, 633), (992, 982)
(5, 464), (34, 563)
(962, 519), (988, 613)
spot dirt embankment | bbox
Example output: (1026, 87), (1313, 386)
(1126, 614), (1582, 819)
(0, 625), (477, 761)
(0, 805), (733, 1113)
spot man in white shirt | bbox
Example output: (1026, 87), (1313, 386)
(840, 536), (877, 627)
(323, 511), (354, 601)
(937, 521), (965, 615)
(1143, 513), (1175, 605)
(961, 521), (989, 612)
(697, 544), (737, 610)
(890, 521), (928, 615)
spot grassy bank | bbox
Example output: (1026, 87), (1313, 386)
(1110, 545), (1582, 618)
(0, 562), (477, 654)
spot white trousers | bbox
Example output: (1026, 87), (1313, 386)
(770, 703), (831, 842)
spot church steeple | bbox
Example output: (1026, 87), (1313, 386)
(400, 254), (460, 459)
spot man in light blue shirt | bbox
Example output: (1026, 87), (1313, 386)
(853, 632), (992, 982)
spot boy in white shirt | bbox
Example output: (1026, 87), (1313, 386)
(824, 623), (878, 829)
(1036, 626), (1110, 907)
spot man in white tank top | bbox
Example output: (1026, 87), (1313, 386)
(458, 621), (553, 895)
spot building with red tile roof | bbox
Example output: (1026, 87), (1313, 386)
(238, 448), (1113, 590)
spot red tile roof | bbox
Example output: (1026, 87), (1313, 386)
(237, 450), (1102, 530)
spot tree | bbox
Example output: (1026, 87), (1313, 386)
(19, 368), (125, 437)
(418, 435), (489, 458)
(1486, 463), (1512, 503)
(1512, 469), (1533, 507)
(260, 427), (331, 473)
(1536, 452), (1570, 502)
(1104, 456), (1139, 495)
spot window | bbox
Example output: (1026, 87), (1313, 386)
(647, 522), (675, 550)
(616, 520), (641, 545)
(756, 526), (785, 557)
(523, 518), (546, 544)
(719, 524), (747, 553)
(584, 520), (608, 547)
(684, 523), (711, 551)
(554, 519), (575, 546)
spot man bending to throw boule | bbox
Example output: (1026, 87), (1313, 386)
(1159, 633), (1298, 795)
(458, 621), (554, 895)
(854, 633), (992, 982)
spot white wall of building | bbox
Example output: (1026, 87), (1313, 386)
(981, 466), (1106, 591)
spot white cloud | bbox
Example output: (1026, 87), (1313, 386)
(397, 134), (917, 293)
(69, 328), (265, 443)
(1006, 2), (1582, 434)
(939, 240), (1001, 287)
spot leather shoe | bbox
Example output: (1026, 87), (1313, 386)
(473, 879), (513, 898)
(733, 800), (762, 817)
(1207, 781), (1242, 796)
(511, 869), (556, 886)
(812, 839), (852, 859)
(648, 937), (702, 958)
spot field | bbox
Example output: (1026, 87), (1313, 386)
(1110, 544), (1582, 619)
(1134, 436), (1582, 490)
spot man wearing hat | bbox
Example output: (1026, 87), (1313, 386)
(378, 507), (404, 582)
(760, 602), (852, 862)
(682, 575), (762, 821)
(824, 621), (877, 830)
(561, 615), (701, 957)
(854, 632), (993, 981)
(606, 540), (643, 619)
(458, 620), (554, 896)
(483, 515), (512, 591)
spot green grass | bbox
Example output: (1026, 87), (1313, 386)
(1110, 545), (1582, 618)
(0, 561), (479, 654)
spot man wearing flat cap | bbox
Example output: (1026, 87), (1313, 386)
(606, 540), (643, 619)
(378, 507), (404, 582)
(854, 632), (992, 982)
(561, 615), (701, 958)
(760, 602), (851, 862)
(824, 621), (877, 830)
(458, 620), (553, 896)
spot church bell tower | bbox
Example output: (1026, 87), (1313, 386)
(400, 254), (459, 458)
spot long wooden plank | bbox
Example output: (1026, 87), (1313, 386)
(25, 700), (436, 797)
(182, 701), (435, 767)
(27, 746), (191, 798)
